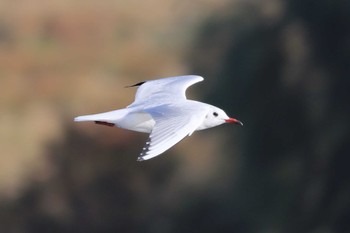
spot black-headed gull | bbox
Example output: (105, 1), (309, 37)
(75, 75), (242, 161)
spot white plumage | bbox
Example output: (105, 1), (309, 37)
(75, 75), (242, 161)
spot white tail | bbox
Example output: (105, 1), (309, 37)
(74, 109), (129, 124)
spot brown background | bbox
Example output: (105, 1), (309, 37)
(1, 0), (349, 232)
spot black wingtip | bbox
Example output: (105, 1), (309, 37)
(125, 81), (146, 88)
(137, 138), (151, 162)
(137, 157), (145, 162)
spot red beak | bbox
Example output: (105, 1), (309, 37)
(225, 118), (243, 126)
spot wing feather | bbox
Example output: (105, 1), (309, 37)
(137, 103), (207, 161)
(128, 75), (203, 108)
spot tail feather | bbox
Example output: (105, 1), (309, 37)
(74, 109), (128, 124)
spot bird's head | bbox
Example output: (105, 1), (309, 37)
(199, 106), (243, 130)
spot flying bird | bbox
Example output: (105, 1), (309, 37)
(74, 75), (242, 161)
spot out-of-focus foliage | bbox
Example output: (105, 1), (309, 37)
(190, 1), (350, 232)
(1, 0), (349, 233)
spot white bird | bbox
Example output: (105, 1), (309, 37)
(74, 75), (243, 161)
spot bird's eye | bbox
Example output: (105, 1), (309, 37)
(213, 112), (218, 117)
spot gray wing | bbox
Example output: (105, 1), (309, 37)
(137, 103), (207, 161)
(128, 75), (203, 107)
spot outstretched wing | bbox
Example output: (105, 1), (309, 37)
(128, 75), (203, 107)
(137, 103), (207, 161)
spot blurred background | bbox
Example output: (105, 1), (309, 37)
(1, 0), (349, 232)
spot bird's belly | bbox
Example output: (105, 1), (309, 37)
(117, 112), (155, 133)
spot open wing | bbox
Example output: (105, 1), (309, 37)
(128, 75), (203, 107)
(137, 103), (207, 161)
